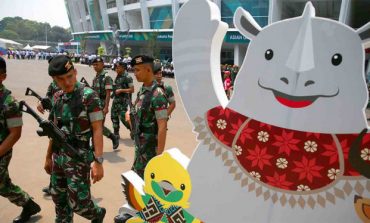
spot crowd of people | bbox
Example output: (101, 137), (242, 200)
(221, 64), (239, 99)
(0, 54), (176, 223)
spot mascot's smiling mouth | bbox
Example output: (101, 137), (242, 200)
(258, 79), (339, 108)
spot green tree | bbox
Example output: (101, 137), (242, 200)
(0, 29), (20, 40)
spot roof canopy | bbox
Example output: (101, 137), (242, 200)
(0, 38), (22, 46)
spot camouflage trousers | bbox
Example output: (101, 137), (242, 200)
(132, 133), (157, 178)
(101, 102), (113, 138)
(51, 151), (103, 223)
(0, 150), (30, 206)
(110, 100), (130, 133)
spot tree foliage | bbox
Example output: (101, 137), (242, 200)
(0, 17), (71, 44)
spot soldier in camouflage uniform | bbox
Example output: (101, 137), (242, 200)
(111, 61), (134, 139)
(114, 55), (169, 223)
(153, 63), (176, 117)
(130, 55), (168, 177)
(37, 80), (61, 196)
(0, 57), (41, 223)
(91, 57), (119, 150)
(45, 55), (106, 223)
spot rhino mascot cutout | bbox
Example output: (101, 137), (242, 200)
(173, 0), (370, 222)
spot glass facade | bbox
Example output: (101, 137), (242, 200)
(88, 0), (104, 30)
(149, 6), (173, 29)
(279, 0), (341, 21)
(221, 0), (269, 28)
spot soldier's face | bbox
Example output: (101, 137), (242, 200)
(54, 69), (77, 93)
(0, 73), (6, 83)
(93, 62), (104, 73)
(154, 70), (162, 82)
(134, 64), (153, 83)
(115, 65), (125, 75)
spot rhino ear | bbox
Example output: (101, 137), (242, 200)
(234, 7), (261, 40)
(356, 22), (370, 46)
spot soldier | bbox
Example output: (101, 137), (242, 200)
(114, 55), (169, 223)
(91, 57), (119, 150)
(129, 55), (168, 177)
(0, 57), (41, 223)
(153, 63), (176, 117)
(111, 61), (134, 139)
(37, 79), (61, 196)
(45, 55), (106, 223)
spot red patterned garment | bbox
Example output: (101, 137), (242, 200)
(207, 106), (370, 192)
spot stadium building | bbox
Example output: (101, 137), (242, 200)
(64, 0), (369, 67)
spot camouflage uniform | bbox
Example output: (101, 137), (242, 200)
(132, 82), (168, 177)
(111, 71), (133, 134)
(92, 70), (114, 137)
(156, 80), (175, 108)
(0, 85), (31, 207)
(46, 80), (61, 120)
(50, 82), (104, 222)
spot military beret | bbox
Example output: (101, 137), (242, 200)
(92, 57), (104, 63)
(153, 63), (162, 73)
(130, 55), (154, 67)
(116, 61), (127, 69)
(48, 55), (74, 76)
(0, 57), (6, 74)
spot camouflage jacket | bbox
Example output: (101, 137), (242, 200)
(0, 85), (22, 143)
(134, 82), (168, 134)
(155, 81), (175, 104)
(46, 81), (61, 101)
(113, 71), (133, 103)
(92, 70), (113, 103)
(52, 82), (103, 148)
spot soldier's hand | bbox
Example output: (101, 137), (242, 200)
(91, 162), (104, 184)
(44, 157), (52, 175)
(125, 111), (130, 122)
(37, 101), (45, 114)
(103, 107), (109, 116)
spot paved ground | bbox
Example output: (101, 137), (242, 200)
(0, 59), (198, 222)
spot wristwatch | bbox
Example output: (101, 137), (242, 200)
(94, 156), (104, 164)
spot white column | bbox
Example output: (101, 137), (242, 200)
(234, 44), (240, 66)
(140, 0), (150, 29)
(116, 0), (127, 30)
(171, 0), (179, 23)
(77, 0), (89, 31)
(339, 0), (350, 24)
(85, 0), (95, 30)
(98, 0), (110, 29)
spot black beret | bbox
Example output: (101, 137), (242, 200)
(92, 57), (104, 63)
(0, 57), (6, 74)
(153, 63), (162, 73)
(48, 55), (74, 76)
(130, 55), (154, 67)
(116, 61), (127, 69)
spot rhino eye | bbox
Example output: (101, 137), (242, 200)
(265, 49), (273, 60)
(331, 53), (342, 66)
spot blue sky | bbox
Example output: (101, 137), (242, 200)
(0, 0), (70, 28)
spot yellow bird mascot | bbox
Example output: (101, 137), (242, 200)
(121, 148), (202, 223)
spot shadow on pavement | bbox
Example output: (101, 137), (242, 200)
(103, 151), (126, 163)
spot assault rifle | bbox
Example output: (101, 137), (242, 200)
(129, 99), (142, 152)
(80, 77), (90, 87)
(19, 101), (82, 159)
(25, 87), (52, 111)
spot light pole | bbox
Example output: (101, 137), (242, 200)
(45, 25), (48, 46)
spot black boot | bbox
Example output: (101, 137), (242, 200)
(92, 207), (106, 223)
(114, 130), (120, 140)
(114, 213), (133, 223)
(13, 199), (41, 223)
(42, 185), (51, 196)
(110, 133), (119, 150)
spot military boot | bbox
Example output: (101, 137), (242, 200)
(92, 207), (106, 223)
(13, 199), (41, 223)
(114, 129), (120, 140)
(114, 213), (133, 223)
(110, 133), (119, 150)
